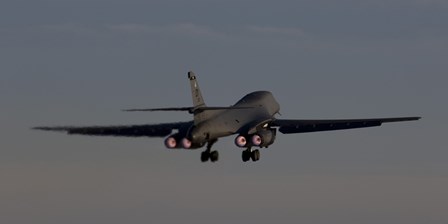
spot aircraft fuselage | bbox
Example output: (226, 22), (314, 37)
(188, 91), (280, 145)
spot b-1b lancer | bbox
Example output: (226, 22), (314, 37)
(34, 71), (420, 162)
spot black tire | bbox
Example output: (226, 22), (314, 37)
(201, 151), (209, 162)
(210, 151), (219, 162)
(251, 150), (260, 161)
(242, 150), (250, 162)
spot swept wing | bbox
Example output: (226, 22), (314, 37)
(33, 121), (192, 137)
(271, 117), (420, 134)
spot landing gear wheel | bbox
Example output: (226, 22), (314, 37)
(201, 151), (209, 162)
(251, 149), (260, 162)
(210, 151), (219, 162)
(201, 139), (218, 163)
(242, 150), (251, 162)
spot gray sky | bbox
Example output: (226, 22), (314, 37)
(1, 0), (447, 223)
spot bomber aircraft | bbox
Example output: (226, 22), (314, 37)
(34, 71), (420, 162)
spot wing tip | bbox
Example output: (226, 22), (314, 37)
(32, 126), (50, 131)
(403, 116), (422, 121)
(32, 126), (71, 132)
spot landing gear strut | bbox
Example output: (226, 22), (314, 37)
(242, 148), (260, 162)
(201, 139), (219, 162)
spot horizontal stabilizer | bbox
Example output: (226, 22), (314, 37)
(123, 107), (192, 112)
(123, 106), (254, 114)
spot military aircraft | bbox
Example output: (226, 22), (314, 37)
(34, 71), (420, 162)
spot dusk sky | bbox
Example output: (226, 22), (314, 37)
(1, 0), (447, 223)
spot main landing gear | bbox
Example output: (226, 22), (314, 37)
(201, 139), (219, 163)
(242, 148), (260, 162)
(200, 140), (261, 163)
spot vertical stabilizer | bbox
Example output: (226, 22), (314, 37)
(188, 71), (210, 124)
(188, 71), (206, 108)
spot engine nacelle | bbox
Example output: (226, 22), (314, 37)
(181, 138), (192, 149)
(164, 134), (205, 150)
(251, 128), (276, 147)
(235, 135), (248, 148)
(182, 138), (205, 149)
(164, 133), (183, 149)
(164, 136), (177, 148)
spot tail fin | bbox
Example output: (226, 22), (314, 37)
(188, 71), (213, 124)
(188, 71), (206, 108)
